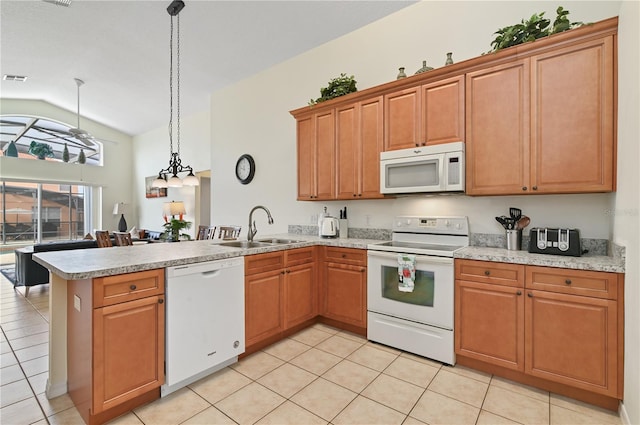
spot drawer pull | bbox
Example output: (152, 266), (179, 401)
(342, 254), (347, 258)
(484, 270), (490, 276)
(130, 284), (137, 291)
(528, 292), (533, 297)
(158, 299), (164, 304)
(565, 279), (572, 285)
(522, 186), (527, 191)
(516, 290), (522, 295)
(286, 270), (291, 274)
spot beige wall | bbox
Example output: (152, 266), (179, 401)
(0, 99), (133, 231)
(613, 1), (640, 424)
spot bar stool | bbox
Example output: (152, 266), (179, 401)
(95, 230), (112, 248)
(114, 232), (133, 246)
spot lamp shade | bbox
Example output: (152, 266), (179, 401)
(167, 175), (183, 187)
(163, 201), (186, 217)
(113, 202), (125, 215)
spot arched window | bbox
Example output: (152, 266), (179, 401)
(0, 115), (102, 165)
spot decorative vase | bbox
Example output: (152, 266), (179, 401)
(62, 143), (70, 162)
(397, 67), (407, 79)
(78, 148), (86, 164)
(118, 214), (127, 232)
(414, 60), (434, 74)
(6, 141), (18, 157)
(445, 52), (454, 65)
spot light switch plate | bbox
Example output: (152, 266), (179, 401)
(74, 294), (81, 312)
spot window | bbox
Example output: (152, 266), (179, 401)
(0, 181), (92, 247)
(0, 115), (102, 165)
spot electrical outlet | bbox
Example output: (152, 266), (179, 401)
(311, 214), (318, 224)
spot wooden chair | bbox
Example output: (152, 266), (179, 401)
(95, 230), (112, 248)
(196, 226), (217, 240)
(114, 232), (133, 246)
(217, 226), (241, 240)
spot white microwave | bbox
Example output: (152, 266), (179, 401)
(380, 142), (465, 194)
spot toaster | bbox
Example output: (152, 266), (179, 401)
(528, 228), (582, 257)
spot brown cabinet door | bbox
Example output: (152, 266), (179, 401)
(455, 280), (524, 371)
(336, 103), (359, 199)
(525, 290), (617, 396)
(530, 37), (615, 193)
(466, 60), (530, 195)
(297, 115), (315, 200)
(384, 87), (420, 151)
(93, 295), (165, 413)
(323, 262), (367, 327)
(284, 262), (317, 329)
(315, 110), (336, 200)
(359, 96), (385, 199)
(336, 97), (384, 199)
(422, 75), (465, 146)
(245, 270), (283, 346)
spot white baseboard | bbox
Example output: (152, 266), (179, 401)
(45, 378), (67, 399)
(619, 401), (631, 425)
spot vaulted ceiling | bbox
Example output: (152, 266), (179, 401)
(0, 0), (414, 136)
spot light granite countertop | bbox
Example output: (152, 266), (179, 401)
(32, 234), (379, 280)
(33, 234), (625, 280)
(455, 246), (625, 273)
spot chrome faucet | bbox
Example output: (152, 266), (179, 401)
(247, 205), (274, 242)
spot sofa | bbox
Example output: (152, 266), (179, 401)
(14, 230), (162, 297)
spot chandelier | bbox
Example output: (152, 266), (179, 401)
(152, 0), (198, 188)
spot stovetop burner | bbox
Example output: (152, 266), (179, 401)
(367, 216), (469, 257)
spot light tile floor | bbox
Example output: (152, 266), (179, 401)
(0, 273), (623, 425)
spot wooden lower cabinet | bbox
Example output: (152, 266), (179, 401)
(321, 247), (367, 332)
(68, 269), (165, 425)
(455, 280), (524, 371)
(455, 259), (623, 410)
(244, 248), (317, 353)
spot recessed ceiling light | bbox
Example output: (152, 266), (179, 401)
(3, 75), (28, 82)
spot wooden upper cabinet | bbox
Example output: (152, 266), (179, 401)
(384, 76), (465, 151)
(336, 97), (384, 199)
(531, 36), (615, 193)
(296, 111), (335, 200)
(466, 60), (531, 195)
(421, 75), (465, 146)
(384, 87), (420, 151)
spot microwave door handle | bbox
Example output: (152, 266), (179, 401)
(438, 154), (446, 190)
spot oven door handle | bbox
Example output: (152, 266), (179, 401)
(367, 250), (453, 265)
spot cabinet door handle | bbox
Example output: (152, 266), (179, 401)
(522, 186), (527, 191)
(484, 270), (490, 276)
(342, 254), (347, 258)
(565, 279), (572, 285)
(281, 270), (285, 275)
(286, 270), (291, 274)
(516, 290), (522, 295)
(353, 194), (357, 197)
(532, 186), (538, 190)
(527, 292), (533, 297)
(361, 268), (366, 273)
(158, 298), (164, 304)
(130, 284), (137, 291)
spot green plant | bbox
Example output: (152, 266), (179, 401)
(27, 141), (54, 160)
(78, 148), (86, 164)
(161, 218), (192, 242)
(488, 7), (586, 53)
(309, 73), (357, 105)
(62, 143), (70, 162)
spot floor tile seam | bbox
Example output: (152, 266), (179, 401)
(0, 380), (34, 409)
(174, 387), (223, 425)
(222, 379), (288, 424)
(489, 375), (552, 404)
(547, 400), (621, 421)
(358, 387), (427, 417)
(261, 341), (314, 362)
(422, 384), (486, 412)
(5, 329), (50, 341)
(318, 359), (383, 394)
(312, 341), (364, 359)
(440, 365), (494, 385)
(379, 369), (433, 390)
(284, 377), (359, 424)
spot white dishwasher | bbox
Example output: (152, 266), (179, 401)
(162, 257), (245, 396)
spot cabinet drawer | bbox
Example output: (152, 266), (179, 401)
(323, 247), (366, 266)
(455, 259), (524, 287)
(526, 266), (619, 299)
(285, 247), (315, 267)
(245, 251), (285, 275)
(93, 269), (164, 308)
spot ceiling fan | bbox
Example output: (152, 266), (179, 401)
(68, 78), (99, 146)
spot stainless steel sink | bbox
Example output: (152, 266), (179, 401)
(256, 238), (302, 244)
(218, 241), (273, 248)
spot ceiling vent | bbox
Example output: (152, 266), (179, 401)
(3, 75), (28, 82)
(42, 0), (72, 6)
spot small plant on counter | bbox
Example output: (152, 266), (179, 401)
(488, 6), (587, 53)
(161, 214), (192, 242)
(309, 73), (357, 105)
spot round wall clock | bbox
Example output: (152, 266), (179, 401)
(235, 154), (255, 184)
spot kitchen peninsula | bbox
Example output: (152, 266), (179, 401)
(33, 234), (625, 423)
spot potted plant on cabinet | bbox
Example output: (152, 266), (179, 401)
(27, 141), (54, 160)
(161, 214), (192, 242)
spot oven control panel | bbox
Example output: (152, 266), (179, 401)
(393, 216), (469, 235)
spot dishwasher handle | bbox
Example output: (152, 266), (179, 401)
(167, 257), (244, 278)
